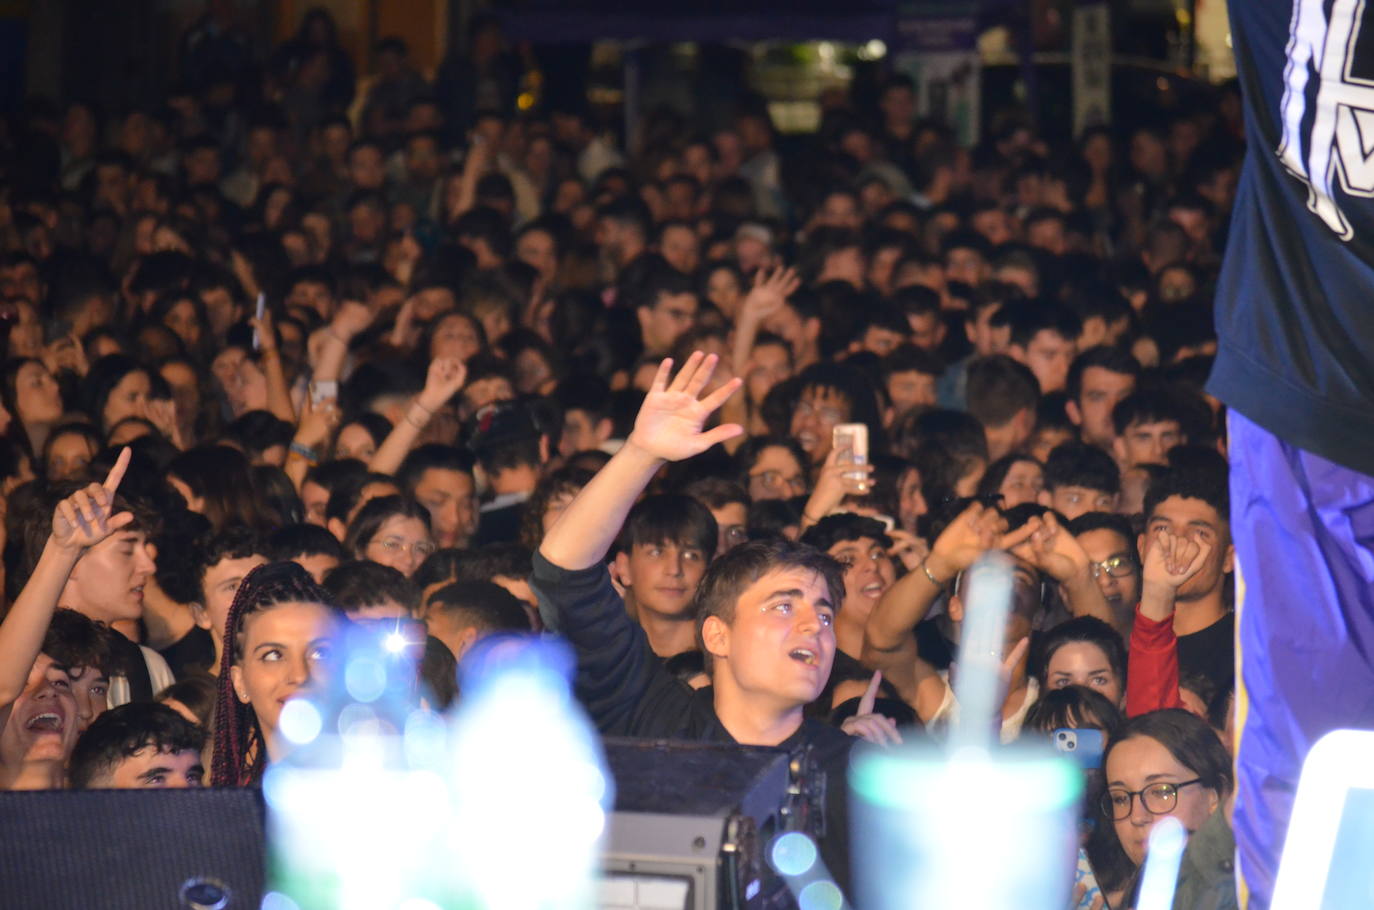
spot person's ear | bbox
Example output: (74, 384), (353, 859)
(229, 665), (249, 704)
(594, 417), (613, 444)
(613, 551), (634, 588)
(701, 614), (730, 661)
(1112, 436), (1128, 465)
(1222, 541), (1235, 574)
(327, 517), (347, 543)
(1065, 399), (1083, 427)
(636, 305), (652, 336)
(1137, 531), (1149, 560)
(453, 626), (480, 661)
(190, 602), (211, 631)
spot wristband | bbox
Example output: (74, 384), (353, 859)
(288, 442), (319, 463)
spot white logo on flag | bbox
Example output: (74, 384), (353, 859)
(1278, 0), (1374, 241)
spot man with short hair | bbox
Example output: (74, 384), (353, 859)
(596, 196), (651, 279)
(302, 460), (368, 528)
(1040, 442), (1121, 520)
(397, 444), (478, 549)
(555, 374), (617, 458)
(1067, 512), (1141, 637)
(469, 402), (551, 546)
(634, 263), (698, 357)
(425, 580), (532, 662)
(1111, 389), (1189, 468)
(1066, 346), (1141, 450)
(267, 523), (345, 584)
(323, 560), (419, 618)
(532, 352), (856, 889)
(965, 355), (1040, 461)
(1140, 468), (1235, 693)
(881, 344), (942, 423)
(683, 478), (751, 557)
(189, 528), (269, 673)
(68, 702), (205, 790)
(613, 494), (717, 657)
(1004, 300), (1081, 394)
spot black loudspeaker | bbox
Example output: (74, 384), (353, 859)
(0, 788), (265, 910)
(600, 738), (825, 910)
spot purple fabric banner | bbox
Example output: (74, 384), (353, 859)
(1229, 409), (1374, 907)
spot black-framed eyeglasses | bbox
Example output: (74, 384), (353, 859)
(1089, 555), (1138, 580)
(1100, 779), (1202, 820)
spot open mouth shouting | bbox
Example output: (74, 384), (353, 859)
(788, 646), (821, 667)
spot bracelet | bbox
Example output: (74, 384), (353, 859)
(326, 326), (347, 345)
(405, 411), (428, 429)
(288, 441), (319, 463)
(412, 398), (435, 415)
(921, 559), (945, 589)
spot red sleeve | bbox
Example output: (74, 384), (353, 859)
(1126, 604), (1186, 716)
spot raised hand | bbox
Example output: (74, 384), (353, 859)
(738, 265), (800, 326)
(51, 447), (133, 555)
(145, 398), (184, 449)
(1011, 512), (1090, 583)
(332, 300), (374, 340)
(886, 528), (929, 572)
(294, 394), (341, 448)
(926, 502), (1037, 584)
(804, 445), (875, 524)
(418, 357), (468, 411)
(1140, 528), (1212, 621)
(840, 671), (904, 747)
(626, 353), (744, 463)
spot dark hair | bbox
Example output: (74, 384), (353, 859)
(881, 344), (944, 382)
(211, 562), (341, 786)
(794, 362), (885, 447)
(1103, 709), (1234, 808)
(800, 513), (892, 553)
(193, 527), (266, 604)
(966, 355), (1039, 428)
(1142, 466), (1230, 534)
(977, 454), (1043, 502)
(428, 580), (532, 634)
(303, 458), (368, 499)
(395, 444), (475, 495)
(520, 466), (594, 551)
(343, 494), (431, 558)
(41, 421), (103, 478)
(68, 702), (206, 789)
(1000, 299), (1082, 348)
(156, 674), (218, 726)
(333, 412), (393, 458)
(1043, 443), (1121, 495)
(1021, 685), (1125, 736)
(732, 435), (808, 488)
(268, 523), (345, 562)
(1067, 512), (1141, 566)
(692, 539), (845, 670)
(682, 476), (750, 512)
(167, 445), (265, 531)
(1110, 388), (1192, 437)
(323, 560), (420, 614)
(617, 493), (718, 561)
(412, 548), (468, 596)
(1067, 346), (1141, 403)
(1035, 616), (1128, 693)
(81, 355), (150, 432)
(420, 635), (458, 710)
(41, 608), (118, 677)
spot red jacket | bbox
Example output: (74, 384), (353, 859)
(1126, 605), (1185, 716)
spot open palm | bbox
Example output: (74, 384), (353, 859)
(628, 353), (744, 462)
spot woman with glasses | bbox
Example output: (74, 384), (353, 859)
(1101, 709), (1232, 896)
(343, 495), (436, 578)
(732, 435), (810, 503)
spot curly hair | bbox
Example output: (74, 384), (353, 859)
(210, 561), (339, 787)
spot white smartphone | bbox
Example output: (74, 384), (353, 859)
(833, 423), (870, 493)
(252, 293), (265, 351)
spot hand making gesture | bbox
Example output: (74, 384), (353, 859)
(738, 265), (801, 326)
(626, 352), (744, 462)
(840, 670), (904, 747)
(1140, 527), (1212, 620)
(51, 447), (133, 555)
(924, 501), (1038, 585)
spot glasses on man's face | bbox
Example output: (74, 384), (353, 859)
(1100, 779), (1202, 820)
(750, 470), (807, 495)
(370, 537), (437, 559)
(1089, 555), (1138, 579)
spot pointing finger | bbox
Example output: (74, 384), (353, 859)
(102, 447), (132, 494)
(858, 670), (882, 716)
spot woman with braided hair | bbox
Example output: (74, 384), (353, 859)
(210, 561), (345, 786)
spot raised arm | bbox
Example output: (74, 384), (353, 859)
(250, 308), (296, 424)
(1013, 512), (1118, 627)
(540, 352), (743, 570)
(369, 357), (467, 476)
(0, 449), (131, 708)
(729, 266), (798, 389)
(1127, 529), (1210, 716)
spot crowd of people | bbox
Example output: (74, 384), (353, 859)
(0, 7), (1245, 907)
